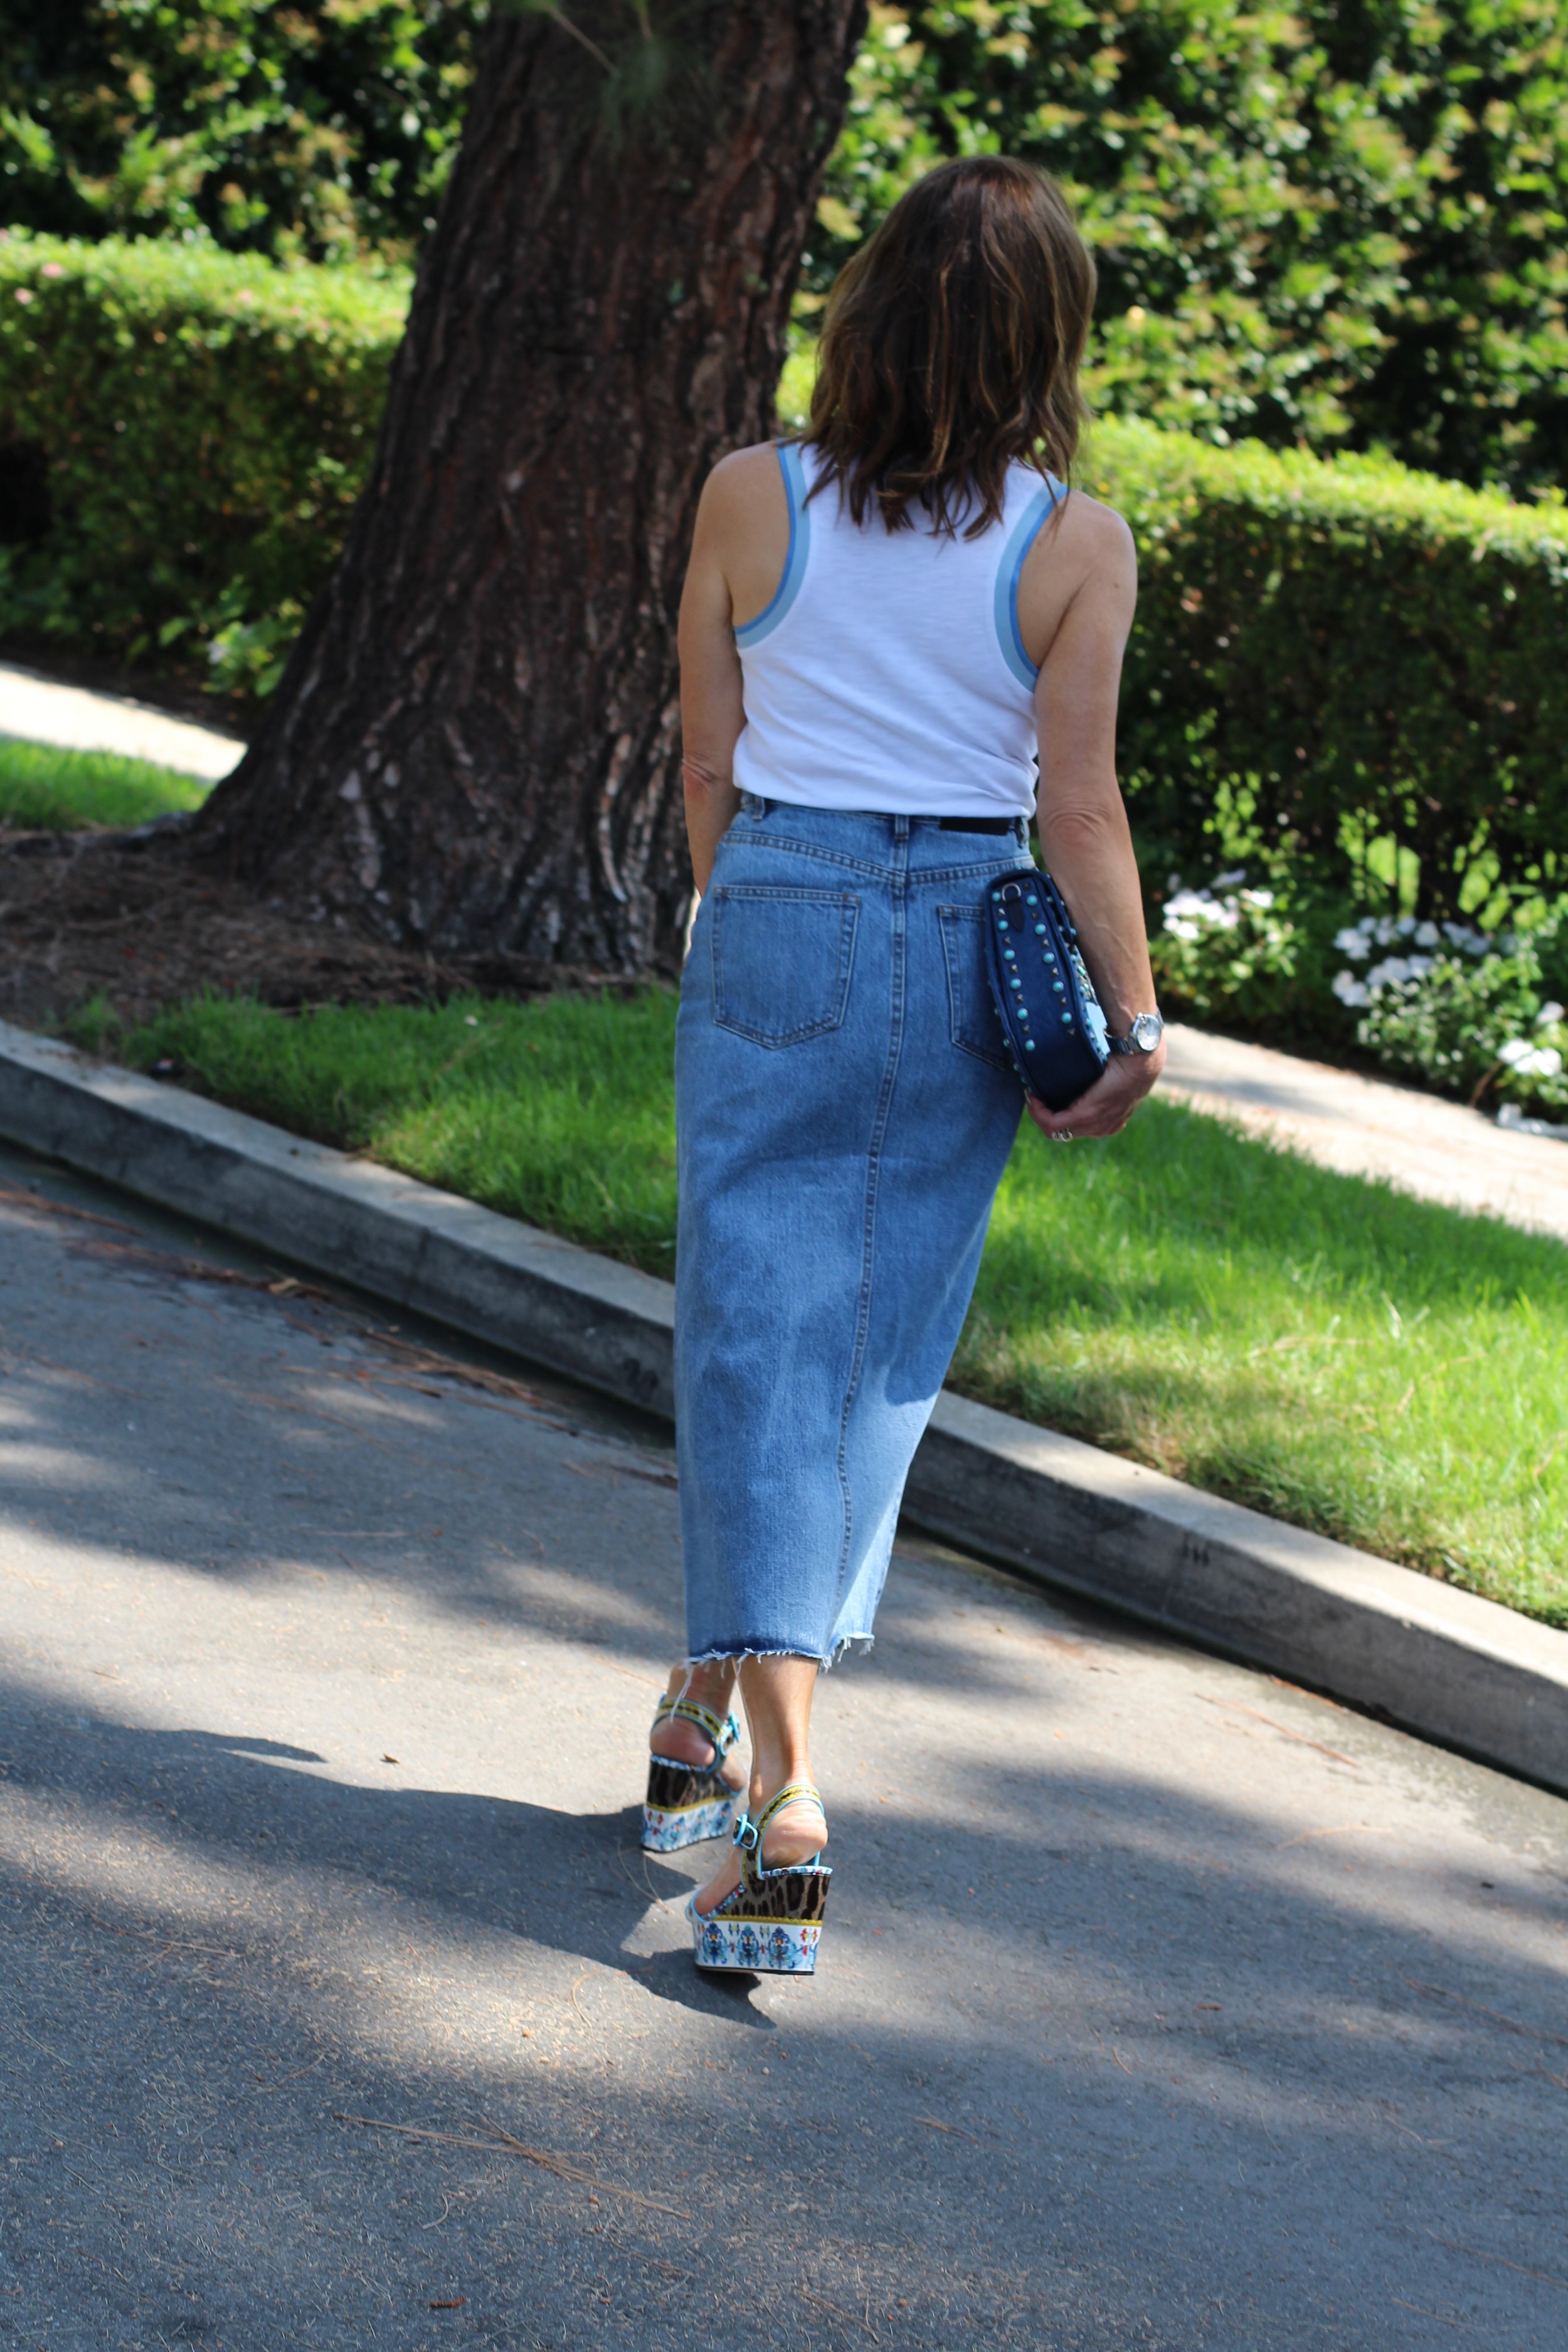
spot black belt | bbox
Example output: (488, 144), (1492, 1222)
(936, 815), (1016, 835)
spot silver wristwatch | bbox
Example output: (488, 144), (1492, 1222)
(1106, 1010), (1165, 1056)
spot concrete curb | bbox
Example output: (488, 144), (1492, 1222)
(3, 1015), (1564, 1795)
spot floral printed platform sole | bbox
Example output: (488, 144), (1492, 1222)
(687, 1783), (830, 1976)
(642, 1695), (743, 1853)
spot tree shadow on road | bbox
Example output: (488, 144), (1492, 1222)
(3, 1662), (1568, 2349)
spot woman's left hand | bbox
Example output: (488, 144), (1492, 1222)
(1026, 1041), (1165, 1143)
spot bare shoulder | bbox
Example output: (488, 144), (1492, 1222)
(1044, 484), (1136, 582)
(691, 442), (793, 626)
(702, 441), (787, 516)
(1017, 479), (1136, 667)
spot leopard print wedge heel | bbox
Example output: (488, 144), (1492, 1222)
(688, 1783), (830, 1976)
(642, 1695), (743, 1852)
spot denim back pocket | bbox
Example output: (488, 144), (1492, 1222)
(710, 884), (860, 1047)
(938, 903), (1012, 1069)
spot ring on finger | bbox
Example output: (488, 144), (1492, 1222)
(1052, 1128), (1074, 1143)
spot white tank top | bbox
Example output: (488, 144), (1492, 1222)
(731, 440), (1060, 818)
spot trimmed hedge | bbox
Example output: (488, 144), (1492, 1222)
(4, 238), (1567, 915)
(1081, 419), (1568, 918)
(0, 231), (406, 689)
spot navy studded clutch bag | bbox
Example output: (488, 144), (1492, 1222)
(983, 867), (1110, 1111)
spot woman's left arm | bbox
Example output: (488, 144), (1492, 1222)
(677, 469), (748, 898)
(1027, 506), (1163, 1141)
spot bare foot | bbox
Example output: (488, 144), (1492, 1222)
(649, 1661), (746, 1790)
(692, 1788), (827, 1917)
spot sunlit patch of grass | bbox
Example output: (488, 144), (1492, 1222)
(78, 989), (682, 1274)
(76, 989), (1568, 1624)
(959, 1100), (1568, 1621)
(0, 739), (210, 830)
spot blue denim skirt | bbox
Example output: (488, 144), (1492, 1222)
(674, 795), (1025, 1665)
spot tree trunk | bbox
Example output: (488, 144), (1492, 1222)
(198, 0), (866, 973)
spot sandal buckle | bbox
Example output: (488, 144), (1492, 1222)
(731, 1810), (758, 1852)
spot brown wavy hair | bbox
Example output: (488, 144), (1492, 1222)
(802, 156), (1095, 537)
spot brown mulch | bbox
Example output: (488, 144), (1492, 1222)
(0, 824), (601, 1032)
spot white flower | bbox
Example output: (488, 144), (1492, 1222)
(1163, 890), (1239, 931)
(1165, 918), (1202, 941)
(1396, 915), (1418, 938)
(1537, 1001), (1565, 1027)
(1405, 954), (1435, 977)
(1373, 917), (1399, 947)
(1441, 920), (1491, 955)
(1366, 956), (1414, 989)
(1332, 971), (1370, 1007)
(1499, 1040), (1563, 1078)
(1414, 921), (1441, 948)
(1211, 868), (1248, 889)
(1241, 887), (1275, 909)
(1335, 925), (1370, 956)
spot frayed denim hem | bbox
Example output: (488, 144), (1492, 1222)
(686, 1635), (874, 1673)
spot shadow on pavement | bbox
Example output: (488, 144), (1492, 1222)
(5, 1156), (1568, 2348)
(3, 1669), (1567, 2349)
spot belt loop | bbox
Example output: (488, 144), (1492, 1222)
(893, 813), (909, 842)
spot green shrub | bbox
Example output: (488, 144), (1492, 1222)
(0, 1), (477, 266)
(0, 231), (406, 685)
(16, 4), (1568, 492)
(1148, 862), (1568, 1115)
(6, 241), (1568, 928)
(1083, 418), (1568, 921)
(820, 3), (1568, 494)
(1147, 874), (1327, 1032)
(1331, 910), (1568, 1117)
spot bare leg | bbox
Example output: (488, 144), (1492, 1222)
(692, 1653), (825, 1916)
(649, 1657), (744, 1789)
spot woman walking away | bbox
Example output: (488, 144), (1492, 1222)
(647, 155), (1165, 1976)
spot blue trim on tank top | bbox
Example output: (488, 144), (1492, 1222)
(734, 443), (811, 648)
(993, 474), (1063, 689)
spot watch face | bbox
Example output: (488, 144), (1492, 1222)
(1131, 1012), (1163, 1051)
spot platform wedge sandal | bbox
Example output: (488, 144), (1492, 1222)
(687, 1783), (830, 1976)
(642, 1695), (744, 1853)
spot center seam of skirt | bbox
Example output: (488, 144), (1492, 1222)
(829, 849), (908, 1629)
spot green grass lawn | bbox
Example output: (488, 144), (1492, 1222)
(70, 987), (1568, 1629)
(0, 739), (210, 830)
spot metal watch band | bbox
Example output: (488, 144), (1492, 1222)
(1106, 1011), (1163, 1056)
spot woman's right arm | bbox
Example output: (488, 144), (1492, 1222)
(1022, 501), (1163, 1140)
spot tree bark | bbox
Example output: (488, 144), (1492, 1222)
(198, 0), (866, 973)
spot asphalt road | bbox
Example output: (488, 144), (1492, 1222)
(1, 1141), (1565, 2352)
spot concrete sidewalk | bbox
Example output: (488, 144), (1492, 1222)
(3, 1140), (1566, 2350)
(0, 657), (243, 782)
(1163, 1023), (1568, 1245)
